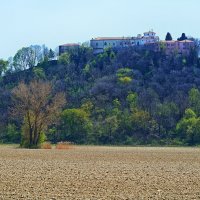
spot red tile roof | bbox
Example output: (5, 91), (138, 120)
(91, 37), (133, 41)
(160, 40), (194, 43)
(178, 40), (194, 43)
(60, 43), (80, 47)
(160, 40), (176, 43)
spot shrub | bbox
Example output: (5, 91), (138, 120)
(56, 141), (73, 150)
(33, 67), (46, 79)
(39, 132), (47, 145)
(116, 68), (132, 78)
(118, 76), (132, 84)
(41, 142), (52, 149)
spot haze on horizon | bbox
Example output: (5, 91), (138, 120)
(0, 0), (199, 59)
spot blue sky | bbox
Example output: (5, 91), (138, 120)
(0, 0), (199, 59)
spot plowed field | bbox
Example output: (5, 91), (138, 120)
(0, 146), (200, 199)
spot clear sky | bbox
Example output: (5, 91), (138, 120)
(0, 0), (199, 59)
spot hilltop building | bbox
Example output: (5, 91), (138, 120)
(90, 31), (194, 56)
(58, 31), (195, 56)
(90, 31), (159, 54)
(145, 39), (195, 55)
(59, 43), (80, 55)
(160, 40), (194, 55)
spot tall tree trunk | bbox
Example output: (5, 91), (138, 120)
(27, 112), (33, 147)
(29, 128), (33, 146)
(33, 127), (38, 146)
(33, 118), (38, 146)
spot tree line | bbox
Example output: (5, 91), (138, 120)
(0, 36), (200, 147)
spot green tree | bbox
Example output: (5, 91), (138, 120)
(6, 124), (20, 143)
(59, 52), (71, 65)
(103, 115), (119, 144)
(130, 110), (158, 143)
(189, 88), (200, 116)
(33, 67), (46, 79)
(92, 99), (121, 144)
(116, 68), (133, 84)
(126, 92), (138, 112)
(81, 101), (94, 116)
(0, 59), (8, 76)
(118, 76), (132, 84)
(112, 99), (121, 116)
(61, 108), (93, 143)
(176, 109), (200, 145)
(155, 102), (179, 136)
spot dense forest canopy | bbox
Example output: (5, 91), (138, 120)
(0, 39), (200, 147)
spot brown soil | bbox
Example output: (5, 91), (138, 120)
(0, 146), (200, 200)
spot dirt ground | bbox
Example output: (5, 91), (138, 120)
(0, 145), (200, 200)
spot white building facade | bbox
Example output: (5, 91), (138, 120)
(90, 31), (159, 53)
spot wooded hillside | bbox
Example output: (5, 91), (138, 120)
(1, 44), (200, 146)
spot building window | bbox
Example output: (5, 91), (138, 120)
(96, 43), (98, 46)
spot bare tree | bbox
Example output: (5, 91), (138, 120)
(11, 80), (66, 148)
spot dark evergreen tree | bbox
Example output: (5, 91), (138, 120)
(177, 33), (188, 41)
(48, 49), (55, 59)
(165, 32), (173, 41)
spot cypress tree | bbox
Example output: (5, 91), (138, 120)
(165, 32), (173, 41)
(177, 33), (188, 41)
